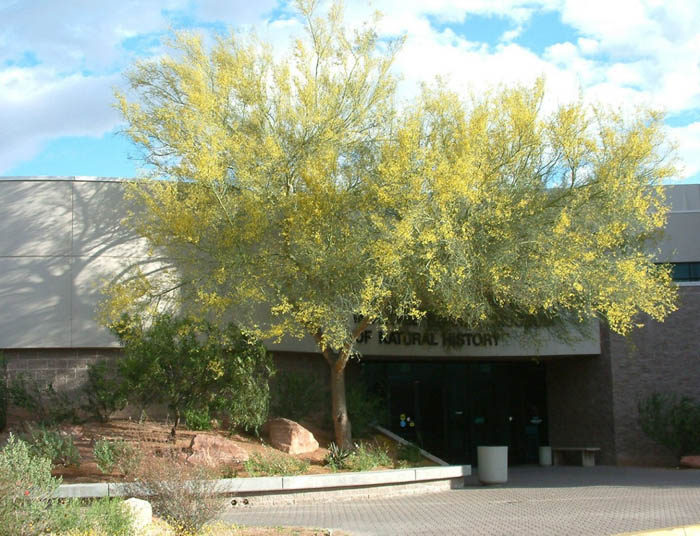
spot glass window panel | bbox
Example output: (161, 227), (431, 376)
(672, 263), (690, 281)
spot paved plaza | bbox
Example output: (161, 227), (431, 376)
(222, 466), (700, 536)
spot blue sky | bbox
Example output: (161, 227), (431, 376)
(2, 0), (699, 182)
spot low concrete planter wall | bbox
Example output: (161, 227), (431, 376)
(57, 465), (471, 504)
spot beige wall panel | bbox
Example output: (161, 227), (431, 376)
(71, 181), (150, 258)
(0, 180), (72, 256)
(0, 257), (72, 347)
(71, 255), (170, 347)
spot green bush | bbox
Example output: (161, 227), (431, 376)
(638, 392), (700, 459)
(82, 360), (128, 422)
(396, 443), (424, 465)
(46, 498), (134, 536)
(93, 439), (141, 476)
(0, 434), (59, 536)
(346, 379), (385, 438)
(25, 425), (80, 467)
(244, 451), (310, 476)
(110, 313), (274, 436)
(184, 406), (213, 431)
(0, 435), (133, 536)
(7, 374), (78, 426)
(209, 338), (274, 434)
(344, 441), (392, 472)
(270, 370), (327, 423)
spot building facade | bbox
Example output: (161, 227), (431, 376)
(1, 177), (698, 466)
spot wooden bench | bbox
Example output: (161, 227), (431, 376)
(551, 447), (601, 467)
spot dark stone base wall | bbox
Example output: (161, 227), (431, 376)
(2, 348), (122, 392)
(608, 285), (700, 466)
(545, 349), (617, 465)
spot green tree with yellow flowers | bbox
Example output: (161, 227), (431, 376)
(103, 0), (677, 448)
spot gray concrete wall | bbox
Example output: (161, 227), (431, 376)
(657, 185), (700, 262)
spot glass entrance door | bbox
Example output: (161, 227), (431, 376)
(362, 360), (548, 465)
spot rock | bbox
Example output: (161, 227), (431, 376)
(124, 497), (152, 532)
(187, 434), (249, 467)
(268, 418), (319, 455)
(680, 455), (700, 468)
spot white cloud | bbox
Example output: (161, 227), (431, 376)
(0, 0), (182, 70)
(0, 68), (122, 172)
(669, 122), (700, 180)
(194, 0), (278, 25)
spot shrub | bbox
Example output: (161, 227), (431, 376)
(93, 439), (141, 476)
(638, 392), (700, 459)
(46, 498), (134, 536)
(7, 374), (78, 425)
(210, 338), (274, 434)
(244, 451), (310, 476)
(0, 435), (133, 536)
(183, 406), (213, 431)
(82, 360), (128, 422)
(25, 425), (80, 467)
(0, 434), (59, 535)
(128, 450), (224, 535)
(396, 443), (424, 466)
(110, 313), (274, 436)
(270, 370), (327, 423)
(344, 441), (392, 472)
(346, 378), (385, 438)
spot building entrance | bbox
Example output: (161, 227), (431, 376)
(362, 361), (548, 465)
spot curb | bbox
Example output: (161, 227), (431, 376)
(56, 464), (471, 499)
(616, 526), (700, 536)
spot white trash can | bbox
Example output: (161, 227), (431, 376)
(477, 446), (508, 484)
(539, 446), (552, 466)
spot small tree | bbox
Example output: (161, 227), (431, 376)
(110, 313), (274, 436)
(106, 1), (678, 448)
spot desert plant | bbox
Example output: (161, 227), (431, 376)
(110, 313), (274, 437)
(325, 442), (352, 472)
(25, 425), (80, 467)
(270, 370), (327, 423)
(638, 392), (700, 459)
(93, 439), (141, 476)
(344, 441), (392, 472)
(82, 360), (128, 422)
(244, 451), (310, 476)
(0, 434), (59, 535)
(128, 450), (224, 535)
(7, 373), (78, 425)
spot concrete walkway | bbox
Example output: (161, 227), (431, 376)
(221, 466), (700, 536)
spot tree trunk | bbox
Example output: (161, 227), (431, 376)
(330, 363), (352, 449)
(170, 408), (180, 439)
